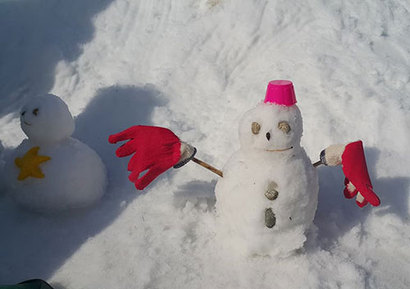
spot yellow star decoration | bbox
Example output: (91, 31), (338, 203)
(15, 146), (51, 181)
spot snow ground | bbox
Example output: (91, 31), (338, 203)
(0, 0), (410, 288)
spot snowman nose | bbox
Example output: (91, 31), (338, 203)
(266, 132), (271, 141)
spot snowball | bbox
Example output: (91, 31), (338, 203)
(215, 102), (318, 257)
(20, 94), (75, 145)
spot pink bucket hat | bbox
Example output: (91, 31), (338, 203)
(264, 80), (297, 106)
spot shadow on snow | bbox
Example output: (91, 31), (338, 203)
(0, 85), (166, 283)
(0, 0), (113, 118)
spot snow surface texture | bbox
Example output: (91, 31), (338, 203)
(0, 141), (4, 192)
(215, 103), (319, 257)
(0, 0), (409, 288)
(0, 140), (3, 167)
(4, 94), (107, 212)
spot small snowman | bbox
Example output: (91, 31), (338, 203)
(109, 80), (380, 257)
(215, 80), (318, 256)
(5, 94), (107, 212)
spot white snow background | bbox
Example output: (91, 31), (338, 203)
(1, 0), (410, 288)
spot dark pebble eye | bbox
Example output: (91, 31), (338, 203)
(252, 122), (261, 134)
(21, 111), (26, 116)
(32, 108), (39, 116)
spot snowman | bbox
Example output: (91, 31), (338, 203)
(109, 80), (380, 257)
(5, 94), (107, 212)
(214, 80), (318, 256)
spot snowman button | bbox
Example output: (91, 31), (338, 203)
(265, 208), (276, 228)
(265, 181), (279, 200)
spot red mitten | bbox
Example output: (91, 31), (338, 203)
(341, 141), (380, 207)
(109, 126), (181, 190)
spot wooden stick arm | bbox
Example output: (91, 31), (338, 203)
(312, 160), (322, 167)
(192, 157), (223, 177)
(174, 143), (223, 177)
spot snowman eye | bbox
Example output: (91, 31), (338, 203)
(252, 122), (261, 134)
(21, 111), (26, 116)
(32, 108), (39, 116)
(278, 121), (291, 134)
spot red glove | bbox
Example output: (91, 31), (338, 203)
(341, 141), (380, 207)
(109, 126), (181, 190)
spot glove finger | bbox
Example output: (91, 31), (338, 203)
(127, 153), (141, 171)
(356, 192), (365, 203)
(344, 187), (358, 199)
(108, 126), (139, 144)
(343, 179), (358, 199)
(344, 178), (350, 186)
(356, 200), (368, 208)
(129, 160), (153, 173)
(128, 153), (157, 171)
(115, 140), (138, 157)
(356, 193), (368, 207)
(134, 167), (166, 190)
(359, 185), (381, 207)
(128, 159), (156, 181)
(128, 169), (141, 183)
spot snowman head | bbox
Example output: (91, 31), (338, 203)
(20, 94), (75, 144)
(239, 80), (303, 152)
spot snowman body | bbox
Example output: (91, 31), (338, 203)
(8, 137), (106, 212)
(215, 99), (319, 257)
(6, 94), (106, 212)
